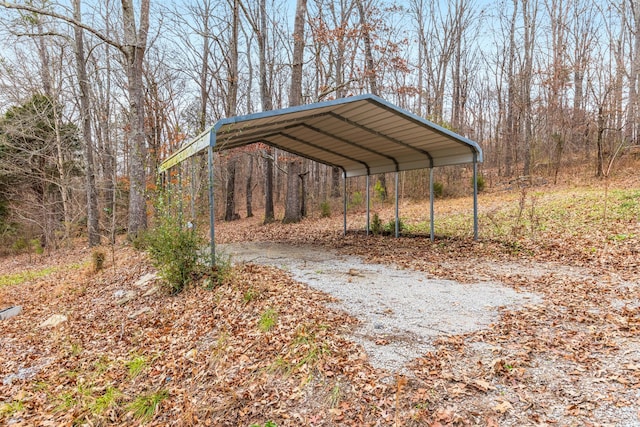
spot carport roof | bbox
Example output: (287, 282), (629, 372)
(158, 94), (482, 177)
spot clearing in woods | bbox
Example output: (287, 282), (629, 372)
(1, 172), (639, 426)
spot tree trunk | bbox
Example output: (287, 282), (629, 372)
(629, 0), (640, 145)
(331, 166), (341, 198)
(246, 154), (254, 218)
(121, 0), (150, 238)
(521, 0), (536, 177)
(283, 159), (301, 223)
(289, 0), (307, 107)
(264, 147), (275, 223)
(299, 170), (308, 218)
(223, 0), (239, 222)
(504, 0), (518, 177)
(596, 106), (604, 177)
(357, 0), (387, 198)
(73, 0), (100, 246)
(224, 155), (237, 221)
(258, 0), (275, 224)
(283, 0), (307, 224)
(356, 0), (378, 96)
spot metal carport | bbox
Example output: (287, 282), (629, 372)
(158, 94), (483, 263)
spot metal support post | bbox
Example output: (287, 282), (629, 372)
(430, 168), (434, 242)
(395, 172), (399, 238)
(473, 154), (479, 241)
(190, 156), (196, 223)
(178, 166), (183, 226)
(343, 172), (347, 236)
(366, 175), (370, 235)
(207, 144), (216, 266)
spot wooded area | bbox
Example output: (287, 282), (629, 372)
(1, 0), (639, 250)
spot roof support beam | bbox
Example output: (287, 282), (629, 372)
(277, 131), (371, 175)
(260, 136), (346, 172)
(297, 123), (399, 171)
(214, 111), (332, 138)
(328, 112), (434, 167)
(368, 97), (480, 158)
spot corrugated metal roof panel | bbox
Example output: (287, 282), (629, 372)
(159, 94), (482, 175)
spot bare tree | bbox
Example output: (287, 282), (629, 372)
(1, 0), (151, 238)
(72, 0), (100, 246)
(224, 0), (240, 222)
(283, 0), (307, 224)
(356, 0), (387, 199)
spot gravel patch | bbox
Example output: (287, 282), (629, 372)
(221, 242), (542, 373)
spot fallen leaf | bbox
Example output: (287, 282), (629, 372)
(493, 400), (513, 414)
(471, 378), (494, 392)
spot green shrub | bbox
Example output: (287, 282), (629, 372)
(92, 249), (106, 272)
(374, 180), (386, 201)
(475, 175), (486, 192)
(320, 200), (331, 218)
(432, 181), (444, 198)
(371, 213), (383, 235)
(350, 191), (363, 207)
(30, 238), (44, 255)
(251, 422), (277, 427)
(384, 218), (405, 235)
(145, 192), (205, 294)
(11, 237), (29, 253)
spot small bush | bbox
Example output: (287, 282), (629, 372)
(371, 213), (383, 235)
(350, 191), (363, 207)
(130, 233), (148, 250)
(384, 218), (405, 235)
(145, 192), (205, 294)
(30, 238), (44, 255)
(251, 422), (277, 427)
(374, 180), (386, 201)
(433, 181), (444, 198)
(320, 200), (331, 218)
(92, 249), (106, 272)
(475, 175), (486, 192)
(11, 237), (29, 254)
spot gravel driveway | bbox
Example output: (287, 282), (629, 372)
(220, 242), (542, 373)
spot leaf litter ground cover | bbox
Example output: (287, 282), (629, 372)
(1, 176), (639, 426)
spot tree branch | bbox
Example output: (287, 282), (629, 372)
(0, 2), (123, 52)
